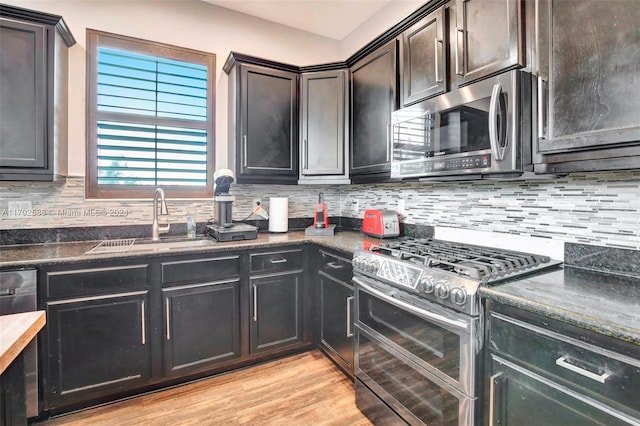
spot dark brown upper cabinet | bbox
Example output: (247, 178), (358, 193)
(454, 0), (524, 87)
(0, 5), (75, 181)
(225, 53), (299, 184)
(349, 39), (399, 181)
(401, 6), (447, 106)
(533, 0), (640, 174)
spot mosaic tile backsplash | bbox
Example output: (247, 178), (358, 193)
(1, 171), (639, 249)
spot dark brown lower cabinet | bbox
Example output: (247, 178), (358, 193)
(486, 302), (640, 425)
(249, 271), (304, 354)
(1, 353), (27, 426)
(46, 291), (151, 409)
(162, 280), (241, 377)
(318, 273), (354, 377)
(488, 356), (632, 426)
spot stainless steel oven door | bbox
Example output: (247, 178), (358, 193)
(356, 329), (474, 426)
(354, 276), (481, 395)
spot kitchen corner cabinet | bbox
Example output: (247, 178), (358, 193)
(485, 302), (640, 425)
(160, 256), (241, 378)
(225, 53), (299, 184)
(534, 0), (640, 173)
(41, 263), (151, 411)
(350, 39), (399, 182)
(316, 249), (354, 378)
(249, 248), (307, 354)
(454, 0), (524, 87)
(299, 69), (350, 184)
(400, 6), (447, 106)
(0, 5), (75, 181)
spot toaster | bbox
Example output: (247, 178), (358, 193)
(362, 209), (399, 238)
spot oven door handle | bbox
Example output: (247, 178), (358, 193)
(356, 278), (470, 333)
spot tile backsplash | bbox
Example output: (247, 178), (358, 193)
(1, 171), (639, 249)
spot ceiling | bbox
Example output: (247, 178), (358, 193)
(202, 0), (394, 40)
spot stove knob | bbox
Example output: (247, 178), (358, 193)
(435, 281), (450, 299)
(421, 276), (436, 293)
(450, 287), (467, 306)
(370, 260), (381, 273)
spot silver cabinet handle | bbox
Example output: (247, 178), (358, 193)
(488, 82), (506, 160)
(141, 300), (146, 345)
(434, 38), (443, 83)
(270, 258), (288, 264)
(455, 28), (464, 76)
(243, 135), (248, 167)
(537, 76), (547, 140)
(304, 139), (309, 171)
(556, 356), (611, 384)
(346, 296), (354, 337)
(489, 372), (503, 426)
(165, 298), (171, 340)
(386, 124), (391, 163)
(327, 261), (344, 270)
(252, 284), (258, 322)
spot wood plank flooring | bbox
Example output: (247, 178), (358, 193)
(37, 350), (373, 426)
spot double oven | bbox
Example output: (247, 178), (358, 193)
(352, 239), (559, 425)
(354, 276), (482, 426)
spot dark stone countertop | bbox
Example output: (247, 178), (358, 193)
(480, 266), (640, 346)
(1, 230), (638, 347)
(0, 231), (382, 269)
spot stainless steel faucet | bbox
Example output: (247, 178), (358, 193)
(152, 188), (170, 240)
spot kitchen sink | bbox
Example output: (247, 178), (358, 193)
(84, 237), (216, 255)
(129, 238), (216, 252)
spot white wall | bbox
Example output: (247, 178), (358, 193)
(2, 0), (344, 175)
(340, 0), (424, 58)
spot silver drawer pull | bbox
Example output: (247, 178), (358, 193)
(270, 258), (288, 264)
(327, 261), (344, 270)
(556, 356), (611, 384)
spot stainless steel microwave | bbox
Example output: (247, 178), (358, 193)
(391, 70), (533, 180)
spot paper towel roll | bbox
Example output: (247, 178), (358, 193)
(269, 197), (289, 232)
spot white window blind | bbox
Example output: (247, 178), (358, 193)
(95, 48), (208, 186)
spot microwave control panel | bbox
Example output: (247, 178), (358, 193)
(398, 154), (491, 176)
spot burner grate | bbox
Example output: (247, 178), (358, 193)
(374, 238), (552, 281)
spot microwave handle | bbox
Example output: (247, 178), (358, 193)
(489, 83), (506, 161)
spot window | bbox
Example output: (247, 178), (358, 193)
(86, 30), (215, 198)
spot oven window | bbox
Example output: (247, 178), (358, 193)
(358, 290), (461, 381)
(358, 332), (461, 426)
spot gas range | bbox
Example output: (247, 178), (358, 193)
(353, 237), (562, 316)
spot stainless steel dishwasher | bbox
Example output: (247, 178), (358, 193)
(0, 269), (38, 418)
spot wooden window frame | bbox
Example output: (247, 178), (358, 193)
(85, 29), (215, 199)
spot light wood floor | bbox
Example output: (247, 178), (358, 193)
(37, 350), (373, 426)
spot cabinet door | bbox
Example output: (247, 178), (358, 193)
(350, 39), (398, 178)
(401, 7), (446, 106)
(488, 356), (634, 426)
(319, 273), (354, 377)
(249, 271), (303, 354)
(162, 280), (241, 377)
(536, 0), (640, 154)
(239, 64), (298, 182)
(455, 0), (523, 86)
(45, 291), (150, 409)
(0, 18), (46, 169)
(300, 70), (347, 178)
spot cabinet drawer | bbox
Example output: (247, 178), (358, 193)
(161, 255), (240, 286)
(45, 264), (149, 299)
(319, 249), (353, 284)
(489, 311), (640, 418)
(250, 249), (303, 274)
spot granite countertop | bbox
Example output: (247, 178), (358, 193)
(0, 230), (381, 269)
(0, 311), (46, 374)
(481, 266), (640, 346)
(1, 231), (638, 347)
